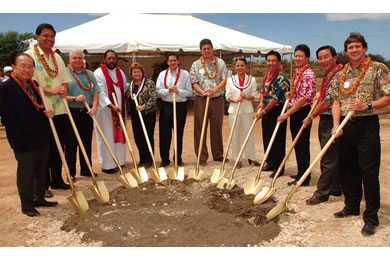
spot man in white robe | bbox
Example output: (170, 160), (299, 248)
(94, 50), (128, 173)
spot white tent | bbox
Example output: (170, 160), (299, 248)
(54, 13), (293, 56)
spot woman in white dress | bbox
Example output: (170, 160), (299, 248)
(225, 58), (260, 168)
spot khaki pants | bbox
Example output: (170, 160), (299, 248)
(193, 95), (224, 162)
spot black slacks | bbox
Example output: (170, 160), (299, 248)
(339, 115), (380, 225)
(65, 108), (94, 176)
(159, 100), (187, 163)
(15, 143), (49, 211)
(289, 105), (312, 181)
(262, 102), (287, 169)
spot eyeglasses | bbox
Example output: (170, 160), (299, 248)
(16, 64), (35, 71)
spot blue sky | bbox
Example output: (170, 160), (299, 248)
(1, 12), (390, 60)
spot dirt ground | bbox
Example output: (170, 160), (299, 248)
(1, 107), (390, 248)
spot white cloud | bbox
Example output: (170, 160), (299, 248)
(326, 13), (390, 21)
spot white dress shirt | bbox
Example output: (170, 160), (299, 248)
(225, 74), (257, 114)
(156, 67), (193, 102)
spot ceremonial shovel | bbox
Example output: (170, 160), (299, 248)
(254, 99), (319, 205)
(243, 99), (289, 195)
(211, 101), (242, 184)
(85, 101), (138, 189)
(217, 107), (259, 190)
(133, 94), (167, 183)
(188, 96), (210, 181)
(167, 92), (185, 181)
(111, 94), (148, 184)
(63, 99), (109, 203)
(266, 111), (355, 221)
(39, 87), (89, 215)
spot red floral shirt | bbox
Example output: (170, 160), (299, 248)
(289, 64), (316, 107)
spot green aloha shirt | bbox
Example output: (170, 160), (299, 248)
(190, 57), (228, 97)
(25, 45), (71, 116)
(327, 60), (390, 117)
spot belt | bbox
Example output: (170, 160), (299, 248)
(69, 107), (88, 113)
(341, 114), (378, 122)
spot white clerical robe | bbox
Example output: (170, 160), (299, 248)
(94, 66), (128, 170)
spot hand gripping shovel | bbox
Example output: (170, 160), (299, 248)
(111, 95), (148, 184)
(133, 94), (167, 183)
(86, 101), (138, 189)
(62, 99), (109, 203)
(188, 96), (210, 181)
(167, 92), (185, 181)
(211, 101), (242, 184)
(217, 106), (258, 190)
(254, 100), (319, 204)
(266, 111), (355, 221)
(38, 87), (89, 215)
(243, 99), (289, 195)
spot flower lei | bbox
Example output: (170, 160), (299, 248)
(33, 44), (58, 78)
(320, 64), (343, 101)
(231, 74), (252, 91)
(11, 72), (44, 110)
(130, 78), (146, 100)
(340, 57), (371, 95)
(200, 56), (218, 79)
(261, 66), (282, 97)
(164, 67), (181, 89)
(67, 65), (92, 91)
(290, 65), (311, 96)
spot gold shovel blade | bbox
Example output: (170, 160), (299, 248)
(137, 167), (149, 182)
(67, 191), (89, 216)
(167, 166), (185, 181)
(188, 169), (205, 181)
(266, 201), (287, 221)
(253, 186), (273, 204)
(149, 167), (168, 183)
(243, 176), (265, 195)
(217, 178), (228, 189)
(130, 168), (146, 184)
(117, 173), (138, 189)
(89, 181), (110, 203)
(211, 169), (226, 184)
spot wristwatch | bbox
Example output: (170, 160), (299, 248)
(73, 96), (76, 102)
(367, 102), (372, 109)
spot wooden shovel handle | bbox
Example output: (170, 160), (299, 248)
(195, 96), (210, 172)
(38, 87), (76, 194)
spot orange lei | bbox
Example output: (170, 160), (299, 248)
(67, 65), (92, 91)
(320, 64), (343, 101)
(200, 56), (218, 79)
(340, 57), (371, 95)
(11, 72), (44, 110)
(33, 44), (58, 78)
(291, 65), (311, 96)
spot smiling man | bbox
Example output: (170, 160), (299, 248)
(329, 33), (390, 236)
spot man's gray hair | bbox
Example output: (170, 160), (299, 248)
(70, 49), (85, 58)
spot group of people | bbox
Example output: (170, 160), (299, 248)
(0, 23), (389, 237)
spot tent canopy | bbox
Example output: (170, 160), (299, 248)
(54, 13), (293, 56)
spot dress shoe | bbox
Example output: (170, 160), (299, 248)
(248, 159), (260, 166)
(178, 160), (184, 166)
(81, 172), (98, 177)
(290, 174), (298, 179)
(330, 191), (342, 197)
(288, 179), (310, 186)
(120, 164), (125, 168)
(262, 163), (274, 171)
(362, 222), (377, 236)
(306, 195), (327, 205)
(33, 199), (58, 207)
(269, 168), (284, 178)
(334, 208), (360, 218)
(44, 189), (53, 198)
(51, 183), (71, 190)
(102, 168), (118, 174)
(70, 176), (76, 182)
(137, 161), (145, 167)
(144, 162), (153, 168)
(159, 160), (170, 167)
(214, 158), (229, 162)
(200, 161), (207, 166)
(22, 208), (40, 217)
(236, 161), (242, 169)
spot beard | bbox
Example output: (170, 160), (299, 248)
(105, 62), (117, 70)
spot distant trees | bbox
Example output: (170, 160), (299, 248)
(0, 31), (34, 67)
(337, 52), (389, 67)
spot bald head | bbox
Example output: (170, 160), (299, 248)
(69, 50), (85, 72)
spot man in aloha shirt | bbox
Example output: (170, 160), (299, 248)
(190, 39), (228, 165)
(326, 33), (390, 236)
(25, 23), (72, 193)
(277, 44), (316, 186)
(256, 50), (290, 177)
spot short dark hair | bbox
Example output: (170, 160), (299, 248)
(294, 44), (310, 58)
(265, 50), (281, 61)
(13, 53), (35, 66)
(166, 52), (179, 60)
(235, 57), (247, 65)
(36, 23), (56, 36)
(316, 45), (337, 59)
(344, 32), (368, 52)
(104, 49), (118, 59)
(200, 39), (213, 49)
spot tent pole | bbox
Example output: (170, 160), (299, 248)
(250, 55), (252, 75)
(132, 52), (136, 63)
(219, 50), (222, 59)
(290, 53), (293, 80)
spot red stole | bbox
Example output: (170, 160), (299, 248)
(100, 64), (126, 144)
